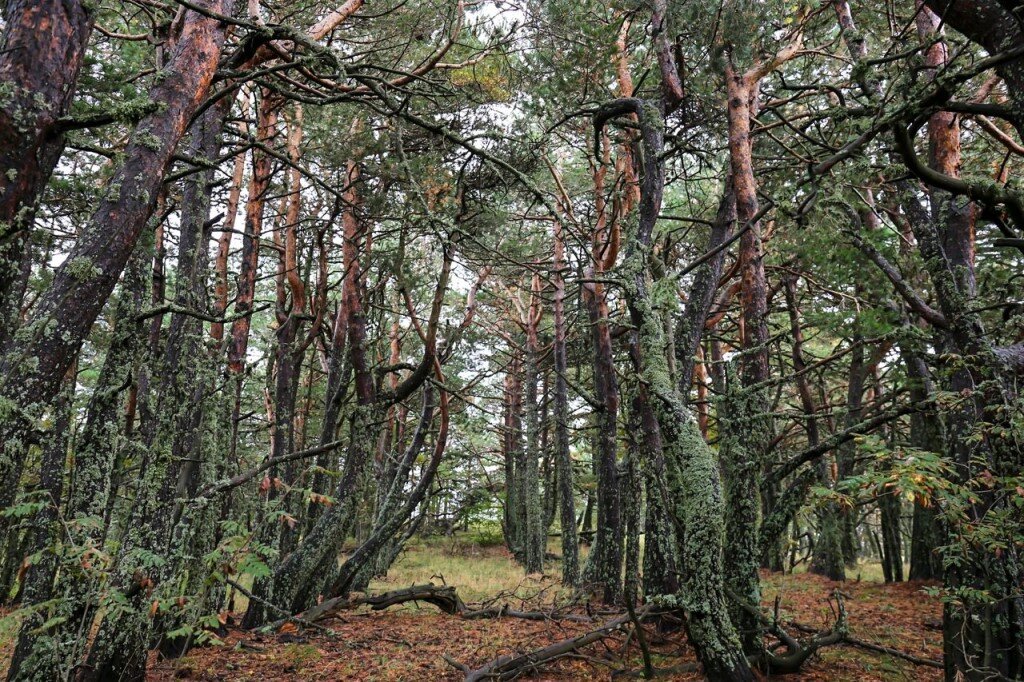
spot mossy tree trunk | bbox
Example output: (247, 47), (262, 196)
(0, 2), (235, 572)
(83, 90), (236, 679)
(551, 217), (579, 586)
(6, 365), (75, 681)
(581, 269), (623, 602)
(596, 97), (753, 681)
(722, 57), (771, 654)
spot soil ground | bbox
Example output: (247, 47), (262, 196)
(145, 541), (943, 681)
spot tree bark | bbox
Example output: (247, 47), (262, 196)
(551, 218), (579, 586)
(0, 0), (236, 573)
(0, 0), (94, 348)
(597, 97), (753, 681)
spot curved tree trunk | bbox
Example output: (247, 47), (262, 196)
(0, 2), (237, 562)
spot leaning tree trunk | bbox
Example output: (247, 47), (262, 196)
(0, 0), (94, 350)
(83, 93), (238, 679)
(0, 1), (237, 570)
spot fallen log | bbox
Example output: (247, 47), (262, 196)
(265, 583), (594, 631)
(293, 584), (465, 625)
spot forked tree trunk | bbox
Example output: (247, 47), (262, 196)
(597, 97), (753, 681)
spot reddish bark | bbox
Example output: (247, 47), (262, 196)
(0, 0), (236, 500)
(917, 2), (976, 294)
(227, 92), (280, 375)
(211, 131), (247, 345)
(0, 1), (94, 338)
(725, 65), (770, 387)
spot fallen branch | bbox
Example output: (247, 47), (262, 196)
(843, 636), (943, 668)
(786, 620), (941, 668)
(460, 603), (592, 623)
(730, 589), (848, 674)
(447, 606), (653, 682)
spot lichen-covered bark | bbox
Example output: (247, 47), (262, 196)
(890, 154), (1023, 681)
(8, 231), (151, 681)
(502, 352), (524, 557)
(84, 92), (236, 679)
(719, 365), (765, 654)
(596, 97), (753, 681)
(581, 272), (623, 602)
(521, 275), (545, 575)
(6, 365), (75, 681)
(722, 57), (771, 654)
(921, 0), (1024, 138)
(0, 0), (94, 349)
(579, 128), (624, 601)
(306, 158), (359, 532)
(551, 218), (579, 586)
(0, 1), (236, 567)
(904, 351), (944, 581)
(271, 106), (308, 558)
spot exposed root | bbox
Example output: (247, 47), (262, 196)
(732, 589), (941, 673)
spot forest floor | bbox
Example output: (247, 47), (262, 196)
(138, 536), (944, 682)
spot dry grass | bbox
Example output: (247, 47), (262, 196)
(368, 534), (586, 605)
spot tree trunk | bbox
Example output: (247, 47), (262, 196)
(0, 2), (236, 565)
(0, 0), (94, 348)
(904, 352), (943, 581)
(722, 61), (771, 652)
(6, 365), (75, 680)
(521, 275), (545, 575)
(551, 218), (579, 586)
(598, 97), (753, 681)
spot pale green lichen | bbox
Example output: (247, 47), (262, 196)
(66, 256), (101, 281)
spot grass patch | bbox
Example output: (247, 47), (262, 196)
(369, 534), (580, 604)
